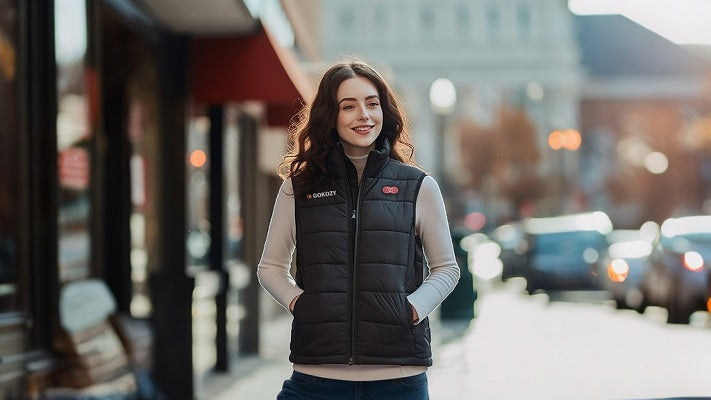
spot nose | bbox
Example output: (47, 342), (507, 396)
(357, 106), (369, 121)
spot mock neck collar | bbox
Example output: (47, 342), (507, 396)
(333, 138), (391, 179)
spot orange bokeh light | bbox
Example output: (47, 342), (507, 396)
(548, 130), (564, 150)
(562, 129), (581, 151)
(682, 251), (704, 272)
(607, 259), (629, 283)
(190, 150), (207, 168)
(548, 129), (581, 151)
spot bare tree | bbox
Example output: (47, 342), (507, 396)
(458, 105), (543, 221)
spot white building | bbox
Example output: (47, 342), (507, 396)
(286, 0), (584, 218)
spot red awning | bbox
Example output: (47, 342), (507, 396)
(191, 23), (313, 126)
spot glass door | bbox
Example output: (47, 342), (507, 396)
(55, 0), (92, 284)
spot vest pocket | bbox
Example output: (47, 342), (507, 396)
(290, 292), (350, 359)
(405, 299), (414, 327)
(289, 293), (308, 354)
(291, 293), (304, 317)
(412, 318), (432, 358)
(354, 292), (415, 358)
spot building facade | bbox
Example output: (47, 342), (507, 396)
(574, 14), (711, 227)
(0, 0), (309, 398)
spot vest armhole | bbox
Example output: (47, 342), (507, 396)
(413, 173), (427, 287)
(413, 173), (427, 212)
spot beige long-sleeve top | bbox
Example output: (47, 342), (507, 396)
(257, 154), (460, 381)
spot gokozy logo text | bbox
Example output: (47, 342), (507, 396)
(307, 190), (337, 200)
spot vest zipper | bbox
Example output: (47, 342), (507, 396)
(349, 183), (363, 365)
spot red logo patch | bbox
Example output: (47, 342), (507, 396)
(382, 186), (399, 194)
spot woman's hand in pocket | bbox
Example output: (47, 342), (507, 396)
(289, 294), (301, 314)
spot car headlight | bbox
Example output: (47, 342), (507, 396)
(682, 251), (704, 272)
(607, 259), (629, 282)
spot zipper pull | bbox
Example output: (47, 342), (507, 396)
(352, 209), (356, 220)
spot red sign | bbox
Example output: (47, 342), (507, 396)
(58, 147), (90, 189)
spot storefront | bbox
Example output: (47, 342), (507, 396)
(0, 0), (310, 398)
(0, 0), (31, 396)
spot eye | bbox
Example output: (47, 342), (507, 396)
(368, 102), (380, 107)
(341, 104), (355, 110)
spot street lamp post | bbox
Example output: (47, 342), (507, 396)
(548, 128), (581, 213)
(429, 78), (457, 189)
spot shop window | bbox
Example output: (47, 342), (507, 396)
(455, 5), (471, 42)
(224, 105), (243, 265)
(223, 105), (247, 363)
(185, 103), (246, 269)
(373, 5), (387, 44)
(419, 5), (435, 43)
(55, 0), (93, 283)
(187, 104), (217, 386)
(187, 106), (212, 270)
(339, 6), (354, 36)
(487, 3), (500, 41)
(127, 87), (159, 318)
(0, 0), (19, 310)
(518, 3), (531, 40)
(187, 104), (249, 379)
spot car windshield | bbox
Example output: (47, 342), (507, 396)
(534, 231), (606, 254)
(681, 233), (711, 245)
(662, 233), (711, 252)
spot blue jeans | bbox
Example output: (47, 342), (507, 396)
(276, 370), (429, 400)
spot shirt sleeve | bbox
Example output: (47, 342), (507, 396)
(406, 176), (461, 324)
(256, 178), (304, 312)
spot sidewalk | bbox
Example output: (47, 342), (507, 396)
(206, 310), (474, 400)
(209, 283), (711, 399)
(201, 314), (294, 400)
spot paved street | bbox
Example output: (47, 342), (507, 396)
(210, 279), (711, 400)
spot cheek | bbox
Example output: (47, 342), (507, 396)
(336, 112), (349, 128)
(375, 111), (384, 127)
(375, 108), (384, 121)
(335, 117), (349, 138)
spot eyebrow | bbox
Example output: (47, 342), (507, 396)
(338, 95), (380, 105)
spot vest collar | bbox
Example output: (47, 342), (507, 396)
(333, 137), (391, 179)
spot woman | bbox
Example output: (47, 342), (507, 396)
(258, 59), (460, 399)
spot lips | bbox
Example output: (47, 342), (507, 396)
(353, 125), (374, 135)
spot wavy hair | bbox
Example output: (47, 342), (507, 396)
(278, 59), (416, 192)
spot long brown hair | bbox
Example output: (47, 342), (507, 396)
(279, 59), (416, 191)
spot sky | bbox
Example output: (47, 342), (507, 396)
(568, 0), (711, 45)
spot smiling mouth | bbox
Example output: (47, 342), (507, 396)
(353, 126), (374, 134)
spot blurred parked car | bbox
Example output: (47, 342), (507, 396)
(596, 227), (656, 311)
(522, 212), (612, 294)
(491, 221), (528, 281)
(639, 215), (711, 324)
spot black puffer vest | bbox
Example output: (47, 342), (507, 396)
(291, 141), (431, 366)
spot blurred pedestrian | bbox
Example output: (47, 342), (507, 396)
(257, 58), (460, 400)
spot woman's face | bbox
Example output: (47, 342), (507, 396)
(335, 76), (383, 157)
